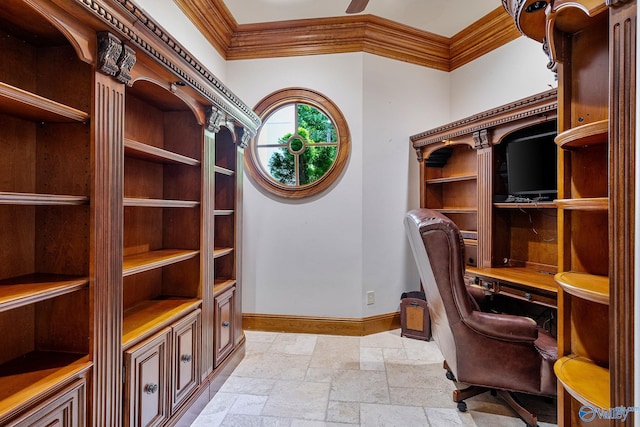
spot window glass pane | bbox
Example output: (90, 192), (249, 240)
(298, 146), (337, 185)
(297, 104), (336, 143)
(258, 104), (296, 147)
(262, 146), (296, 185)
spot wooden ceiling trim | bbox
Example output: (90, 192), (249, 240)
(173, 1), (521, 71)
(449, 7), (521, 71)
(228, 15), (450, 70)
(173, 0), (236, 57)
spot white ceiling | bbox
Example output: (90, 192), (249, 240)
(222, 0), (502, 38)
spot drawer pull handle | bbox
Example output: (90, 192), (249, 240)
(222, 321), (230, 327)
(45, 421), (61, 427)
(524, 292), (532, 301)
(144, 383), (159, 394)
(181, 354), (192, 363)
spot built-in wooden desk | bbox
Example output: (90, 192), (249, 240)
(466, 266), (558, 308)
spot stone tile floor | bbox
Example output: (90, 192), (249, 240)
(191, 329), (557, 426)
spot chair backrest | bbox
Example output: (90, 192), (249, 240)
(404, 209), (476, 376)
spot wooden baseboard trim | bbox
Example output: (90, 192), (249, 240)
(242, 312), (401, 336)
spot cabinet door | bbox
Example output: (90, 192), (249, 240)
(9, 378), (86, 427)
(214, 287), (235, 366)
(124, 329), (170, 427)
(170, 310), (200, 412)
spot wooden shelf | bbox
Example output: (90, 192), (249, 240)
(215, 166), (235, 176)
(555, 197), (608, 211)
(214, 209), (234, 216)
(123, 198), (200, 208)
(0, 352), (91, 420)
(555, 355), (610, 409)
(493, 201), (556, 209)
(123, 249), (200, 277)
(432, 208), (477, 214)
(426, 174), (476, 184)
(555, 272), (609, 304)
(0, 274), (88, 313)
(124, 139), (200, 166)
(555, 120), (608, 149)
(122, 298), (201, 349)
(213, 247), (234, 258)
(466, 266), (558, 294)
(214, 279), (236, 295)
(0, 82), (89, 123)
(0, 192), (89, 205)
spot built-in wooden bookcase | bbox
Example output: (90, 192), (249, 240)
(0, 5), (92, 421)
(548, 6), (611, 425)
(0, 0), (260, 425)
(122, 83), (203, 350)
(423, 144), (478, 266)
(503, 1), (636, 425)
(411, 90), (559, 309)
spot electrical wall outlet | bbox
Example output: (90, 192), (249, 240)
(367, 291), (375, 305)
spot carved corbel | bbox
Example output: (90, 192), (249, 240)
(239, 128), (252, 149)
(205, 106), (226, 133)
(472, 129), (491, 149)
(415, 148), (424, 163)
(97, 32), (136, 85)
(115, 44), (136, 86)
(97, 32), (122, 77)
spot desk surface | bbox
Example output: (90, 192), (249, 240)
(466, 266), (558, 294)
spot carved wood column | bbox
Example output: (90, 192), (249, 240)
(91, 31), (135, 427)
(474, 130), (493, 269)
(609, 0), (636, 423)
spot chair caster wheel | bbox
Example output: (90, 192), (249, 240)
(457, 401), (467, 412)
(445, 371), (456, 381)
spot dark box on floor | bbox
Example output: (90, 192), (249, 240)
(400, 291), (431, 340)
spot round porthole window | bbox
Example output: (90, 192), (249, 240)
(245, 88), (351, 199)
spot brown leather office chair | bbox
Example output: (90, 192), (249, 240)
(404, 208), (557, 427)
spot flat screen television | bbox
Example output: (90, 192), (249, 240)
(506, 130), (557, 200)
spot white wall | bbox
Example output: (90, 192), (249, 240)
(361, 54), (449, 316)
(450, 37), (556, 121)
(227, 53), (450, 318)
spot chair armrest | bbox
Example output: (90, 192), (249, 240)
(462, 311), (538, 342)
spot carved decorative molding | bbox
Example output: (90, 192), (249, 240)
(78, 0), (260, 134)
(97, 32), (136, 85)
(410, 89), (557, 149)
(174, 2), (520, 72)
(205, 106), (226, 133)
(472, 129), (491, 149)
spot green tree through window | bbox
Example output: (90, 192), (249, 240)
(267, 104), (337, 186)
(246, 88), (350, 199)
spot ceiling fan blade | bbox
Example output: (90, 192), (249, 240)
(346, 0), (369, 14)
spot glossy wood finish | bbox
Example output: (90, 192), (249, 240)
(411, 90), (559, 302)
(0, 0), (257, 425)
(175, 0), (519, 71)
(242, 312), (402, 336)
(505, 1), (636, 424)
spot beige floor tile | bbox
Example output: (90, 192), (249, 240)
(329, 370), (390, 403)
(191, 330), (557, 427)
(262, 380), (331, 420)
(359, 403), (429, 427)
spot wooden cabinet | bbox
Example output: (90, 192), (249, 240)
(7, 378), (87, 427)
(502, 1), (636, 425)
(214, 286), (236, 366)
(170, 310), (200, 412)
(411, 90), (559, 311)
(0, 0), (260, 425)
(124, 329), (171, 427)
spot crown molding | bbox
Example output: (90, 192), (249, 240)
(174, 1), (522, 71)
